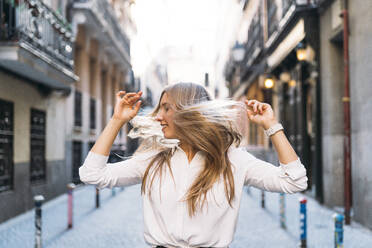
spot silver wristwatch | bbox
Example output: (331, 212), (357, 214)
(264, 123), (284, 137)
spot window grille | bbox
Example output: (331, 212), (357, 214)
(30, 108), (46, 183)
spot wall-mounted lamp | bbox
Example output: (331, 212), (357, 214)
(232, 41), (245, 63)
(289, 79), (297, 87)
(279, 71), (291, 82)
(264, 76), (275, 89)
(296, 42), (307, 61)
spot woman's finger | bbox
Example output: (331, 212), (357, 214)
(126, 95), (141, 104)
(258, 103), (264, 114)
(133, 100), (142, 114)
(253, 102), (259, 112)
(123, 92), (137, 99)
(116, 91), (126, 100)
(247, 99), (255, 106)
(246, 109), (254, 120)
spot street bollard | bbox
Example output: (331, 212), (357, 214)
(299, 197), (307, 248)
(67, 183), (76, 229)
(112, 187), (116, 197)
(280, 193), (286, 229)
(334, 213), (344, 248)
(34, 195), (45, 248)
(96, 187), (100, 208)
(261, 190), (265, 208)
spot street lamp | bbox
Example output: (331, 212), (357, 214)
(296, 42), (307, 61)
(232, 42), (245, 63)
(264, 76), (275, 89)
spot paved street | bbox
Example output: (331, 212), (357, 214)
(1, 184), (372, 248)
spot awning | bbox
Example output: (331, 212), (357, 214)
(267, 18), (305, 68)
(0, 60), (71, 94)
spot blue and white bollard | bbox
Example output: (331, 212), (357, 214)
(280, 193), (286, 229)
(299, 197), (307, 248)
(34, 195), (45, 248)
(333, 213), (344, 248)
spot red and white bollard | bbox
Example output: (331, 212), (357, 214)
(67, 183), (76, 229)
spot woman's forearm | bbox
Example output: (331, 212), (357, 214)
(267, 128), (298, 164)
(90, 117), (126, 156)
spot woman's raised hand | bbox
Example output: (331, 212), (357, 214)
(245, 99), (278, 129)
(112, 91), (142, 124)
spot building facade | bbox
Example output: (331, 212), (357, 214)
(0, 0), (135, 223)
(68, 0), (135, 182)
(0, 0), (77, 223)
(226, 0), (372, 229)
(318, 0), (372, 229)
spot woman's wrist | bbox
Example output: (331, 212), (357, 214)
(110, 116), (127, 127)
(262, 119), (279, 130)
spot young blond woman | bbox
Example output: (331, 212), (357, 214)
(79, 82), (307, 248)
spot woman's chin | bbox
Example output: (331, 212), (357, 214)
(163, 132), (175, 139)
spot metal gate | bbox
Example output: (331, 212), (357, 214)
(30, 108), (46, 183)
(0, 99), (13, 192)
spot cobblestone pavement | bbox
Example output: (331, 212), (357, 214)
(1, 184), (372, 248)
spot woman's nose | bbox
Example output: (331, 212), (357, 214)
(155, 113), (163, 122)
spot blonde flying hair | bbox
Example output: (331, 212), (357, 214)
(136, 82), (246, 217)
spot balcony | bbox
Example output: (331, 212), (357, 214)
(266, 0), (318, 49)
(0, 0), (77, 94)
(72, 0), (131, 67)
(244, 9), (263, 69)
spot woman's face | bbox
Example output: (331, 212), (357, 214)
(155, 93), (177, 139)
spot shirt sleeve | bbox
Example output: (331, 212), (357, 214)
(79, 150), (157, 189)
(231, 147), (308, 194)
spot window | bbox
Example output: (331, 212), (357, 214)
(72, 141), (82, 184)
(30, 109), (46, 183)
(74, 90), (82, 127)
(0, 99), (13, 192)
(90, 97), (96, 130)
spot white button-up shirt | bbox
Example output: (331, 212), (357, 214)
(79, 146), (307, 248)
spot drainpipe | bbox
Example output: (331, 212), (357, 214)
(341, 0), (352, 225)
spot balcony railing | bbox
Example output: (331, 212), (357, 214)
(266, 0), (319, 48)
(73, 0), (130, 61)
(0, 0), (74, 69)
(244, 9), (263, 68)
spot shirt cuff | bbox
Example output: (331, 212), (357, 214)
(83, 151), (109, 168)
(279, 158), (306, 180)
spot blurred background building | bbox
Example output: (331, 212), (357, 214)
(225, 0), (372, 230)
(1, 0), (371, 231)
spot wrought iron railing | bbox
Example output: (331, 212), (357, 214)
(244, 9), (263, 67)
(0, 0), (74, 69)
(267, 0), (279, 39)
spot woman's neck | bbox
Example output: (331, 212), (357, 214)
(179, 142), (196, 163)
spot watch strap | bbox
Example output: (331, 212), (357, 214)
(264, 123), (284, 137)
